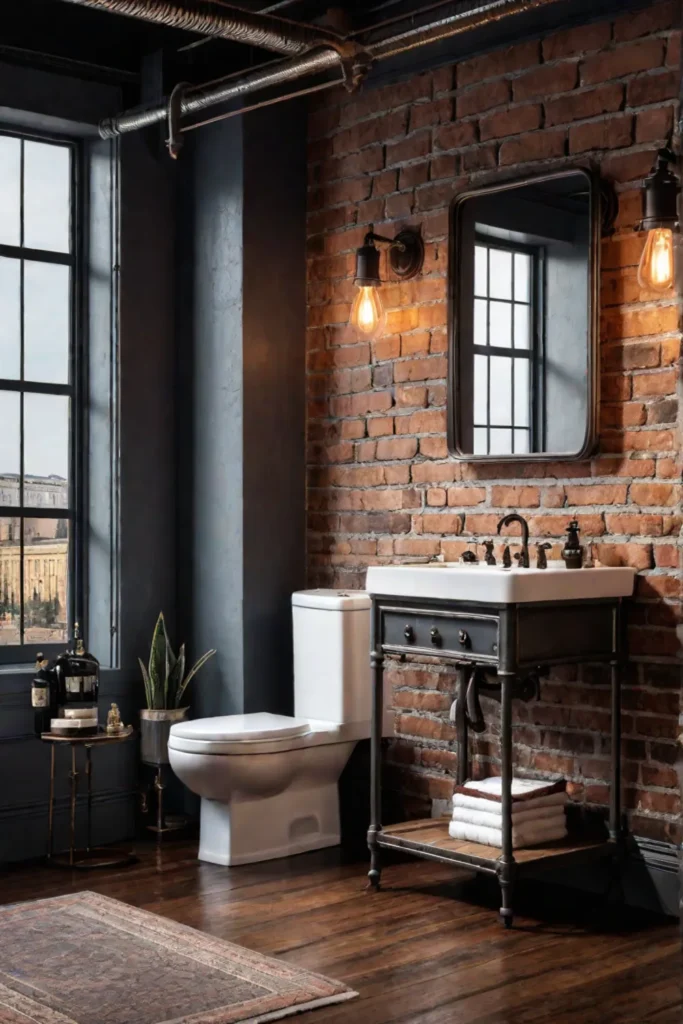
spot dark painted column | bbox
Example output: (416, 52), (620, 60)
(176, 101), (306, 720)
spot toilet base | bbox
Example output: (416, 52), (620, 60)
(198, 783), (342, 866)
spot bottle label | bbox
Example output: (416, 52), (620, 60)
(32, 687), (48, 708)
(65, 674), (97, 694)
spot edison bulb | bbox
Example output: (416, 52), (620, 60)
(638, 227), (675, 292)
(351, 285), (385, 338)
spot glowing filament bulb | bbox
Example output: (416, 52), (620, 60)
(351, 285), (385, 338)
(638, 227), (674, 292)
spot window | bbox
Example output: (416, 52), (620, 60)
(0, 130), (79, 655)
(472, 240), (537, 456)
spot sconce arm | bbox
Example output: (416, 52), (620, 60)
(363, 231), (407, 252)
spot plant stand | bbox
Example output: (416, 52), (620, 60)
(142, 764), (190, 836)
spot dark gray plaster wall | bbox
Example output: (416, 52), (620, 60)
(177, 102), (306, 722)
(0, 70), (177, 864)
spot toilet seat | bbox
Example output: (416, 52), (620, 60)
(169, 711), (337, 756)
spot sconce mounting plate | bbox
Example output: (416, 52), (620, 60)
(389, 229), (424, 280)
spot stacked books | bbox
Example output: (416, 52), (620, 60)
(50, 707), (99, 737)
(449, 776), (567, 849)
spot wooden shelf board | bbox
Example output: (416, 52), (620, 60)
(377, 818), (608, 870)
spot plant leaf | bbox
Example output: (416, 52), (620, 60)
(168, 643), (185, 709)
(148, 612), (169, 710)
(139, 657), (152, 710)
(176, 648), (216, 707)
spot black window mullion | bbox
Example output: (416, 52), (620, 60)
(485, 245), (491, 455)
(18, 137), (25, 644)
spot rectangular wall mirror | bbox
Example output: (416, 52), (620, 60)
(448, 168), (600, 462)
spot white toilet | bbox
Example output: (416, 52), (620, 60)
(168, 589), (387, 866)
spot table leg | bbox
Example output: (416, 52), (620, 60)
(69, 745), (78, 867)
(47, 744), (56, 860)
(367, 649), (384, 891)
(498, 672), (516, 929)
(609, 659), (621, 843)
(86, 745), (93, 854)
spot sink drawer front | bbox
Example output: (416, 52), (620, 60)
(382, 607), (499, 661)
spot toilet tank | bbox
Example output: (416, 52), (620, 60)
(292, 589), (372, 725)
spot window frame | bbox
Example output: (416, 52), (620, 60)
(0, 125), (84, 665)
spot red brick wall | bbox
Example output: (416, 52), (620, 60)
(306, 2), (682, 841)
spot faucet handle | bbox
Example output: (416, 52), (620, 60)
(502, 545), (512, 568)
(482, 540), (496, 565)
(461, 549), (478, 564)
(536, 542), (552, 570)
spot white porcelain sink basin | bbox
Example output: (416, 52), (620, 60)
(366, 562), (636, 604)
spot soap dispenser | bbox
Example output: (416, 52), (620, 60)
(562, 520), (583, 569)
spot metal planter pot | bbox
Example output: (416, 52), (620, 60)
(139, 708), (188, 766)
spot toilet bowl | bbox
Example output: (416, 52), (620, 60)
(168, 589), (387, 866)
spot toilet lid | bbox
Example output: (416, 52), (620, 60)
(169, 712), (311, 743)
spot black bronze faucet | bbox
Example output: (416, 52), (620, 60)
(483, 540), (496, 565)
(497, 513), (530, 568)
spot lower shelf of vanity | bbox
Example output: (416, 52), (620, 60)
(376, 819), (611, 875)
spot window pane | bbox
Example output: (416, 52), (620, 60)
(489, 301), (512, 348)
(474, 298), (487, 346)
(490, 428), (512, 454)
(0, 393), (20, 503)
(489, 249), (512, 300)
(514, 252), (531, 302)
(514, 303), (531, 350)
(24, 262), (70, 384)
(473, 428), (488, 455)
(24, 518), (69, 645)
(24, 394), (69, 507)
(0, 137), (21, 246)
(474, 354), (488, 424)
(0, 517), (20, 644)
(514, 429), (530, 454)
(24, 141), (71, 254)
(514, 359), (530, 428)
(0, 257), (20, 379)
(489, 356), (512, 426)
(474, 245), (487, 297)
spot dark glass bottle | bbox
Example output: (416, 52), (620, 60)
(55, 622), (100, 708)
(31, 653), (56, 737)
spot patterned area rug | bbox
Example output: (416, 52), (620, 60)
(0, 891), (357, 1023)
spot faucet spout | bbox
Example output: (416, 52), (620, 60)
(497, 514), (530, 568)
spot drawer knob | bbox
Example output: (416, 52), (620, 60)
(458, 629), (470, 647)
(403, 625), (414, 642)
(430, 627), (442, 646)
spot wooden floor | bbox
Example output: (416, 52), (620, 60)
(0, 839), (680, 1024)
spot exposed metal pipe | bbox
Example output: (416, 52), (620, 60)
(99, 0), (564, 139)
(99, 47), (343, 136)
(58, 0), (345, 58)
(370, 0), (565, 59)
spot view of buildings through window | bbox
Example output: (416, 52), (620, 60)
(0, 132), (74, 648)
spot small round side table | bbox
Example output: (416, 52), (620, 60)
(41, 727), (136, 869)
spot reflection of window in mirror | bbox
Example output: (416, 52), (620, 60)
(450, 169), (598, 462)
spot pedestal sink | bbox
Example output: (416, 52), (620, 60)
(366, 562), (636, 604)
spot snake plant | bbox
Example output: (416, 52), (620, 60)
(139, 612), (216, 710)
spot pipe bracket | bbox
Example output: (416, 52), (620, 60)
(166, 81), (189, 159)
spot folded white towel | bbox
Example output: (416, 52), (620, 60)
(448, 817), (567, 850)
(453, 791), (567, 815)
(456, 776), (566, 802)
(452, 805), (566, 831)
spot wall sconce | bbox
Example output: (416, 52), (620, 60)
(638, 146), (680, 292)
(351, 229), (424, 337)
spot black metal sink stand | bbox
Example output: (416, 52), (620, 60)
(366, 594), (626, 928)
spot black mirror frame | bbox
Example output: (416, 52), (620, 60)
(446, 165), (602, 463)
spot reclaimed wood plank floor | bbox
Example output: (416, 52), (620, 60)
(0, 840), (679, 1023)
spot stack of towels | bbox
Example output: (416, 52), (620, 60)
(448, 776), (568, 849)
